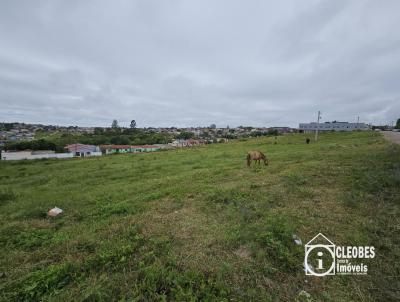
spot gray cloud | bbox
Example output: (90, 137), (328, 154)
(0, 0), (399, 127)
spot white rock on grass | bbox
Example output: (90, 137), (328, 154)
(292, 234), (302, 245)
(48, 207), (63, 217)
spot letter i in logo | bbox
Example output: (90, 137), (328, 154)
(317, 252), (324, 269)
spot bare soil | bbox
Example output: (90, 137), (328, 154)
(382, 131), (400, 144)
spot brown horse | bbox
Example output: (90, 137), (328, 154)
(247, 151), (269, 167)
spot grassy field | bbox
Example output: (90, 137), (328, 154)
(0, 132), (399, 301)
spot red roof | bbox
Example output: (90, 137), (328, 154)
(65, 143), (97, 152)
(131, 145), (159, 148)
(66, 143), (90, 148)
(100, 145), (159, 150)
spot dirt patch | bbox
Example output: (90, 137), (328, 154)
(382, 131), (400, 144)
(233, 245), (251, 260)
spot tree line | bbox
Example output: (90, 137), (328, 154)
(4, 122), (172, 152)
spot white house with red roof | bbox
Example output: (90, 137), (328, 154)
(65, 144), (102, 157)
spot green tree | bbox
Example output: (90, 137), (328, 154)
(130, 120), (137, 129)
(396, 118), (400, 129)
(110, 136), (130, 145)
(177, 132), (194, 140)
(111, 120), (121, 134)
(267, 129), (279, 136)
(6, 139), (57, 151)
(111, 119), (119, 129)
(94, 127), (104, 135)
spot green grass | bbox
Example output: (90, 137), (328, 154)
(0, 132), (399, 301)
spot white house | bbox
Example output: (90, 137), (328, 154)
(65, 144), (102, 157)
(1, 144), (102, 161)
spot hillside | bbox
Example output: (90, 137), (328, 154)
(0, 132), (399, 301)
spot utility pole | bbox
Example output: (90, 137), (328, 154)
(315, 110), (321, 142)
(357, 116), (359, 129)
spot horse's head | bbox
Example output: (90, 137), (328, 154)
(260, 153), (268, 165)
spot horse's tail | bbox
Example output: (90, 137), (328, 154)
(246, 153), (251, 167)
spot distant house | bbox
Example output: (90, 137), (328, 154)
(65, 144), (102, 157)
(130, 145), (161, 152)
(186, 139), (203, 146)
(170, 139), (187, 147)
(153, 144), (172, 150)
(169, 139), (204, 147)
(100, 145), (161, 155)
(100, 145), (132, 155)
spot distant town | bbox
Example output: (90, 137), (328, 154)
(0, 119), (396, 161)
(0, 121), (295, 147)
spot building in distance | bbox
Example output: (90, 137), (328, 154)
(299, 121), (370, 133)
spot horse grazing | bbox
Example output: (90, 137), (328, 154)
(247, 151), (269, 167)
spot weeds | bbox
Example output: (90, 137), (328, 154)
(0, 189), (16, 205)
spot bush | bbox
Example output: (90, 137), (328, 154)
(5, 139), (56, 151)
(0, 189), (16, 205)
(177, 132), (194, 140)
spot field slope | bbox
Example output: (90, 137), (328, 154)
(0, 132), (399, 301)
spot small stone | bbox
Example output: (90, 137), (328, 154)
(48, 207), (63, 217)
(293, 234), (302, 245)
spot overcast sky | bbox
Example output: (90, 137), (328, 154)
(0, 0), (399, 127)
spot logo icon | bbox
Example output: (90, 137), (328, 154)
(304, 233), (375, 276)
(305, 233), (335, 276)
